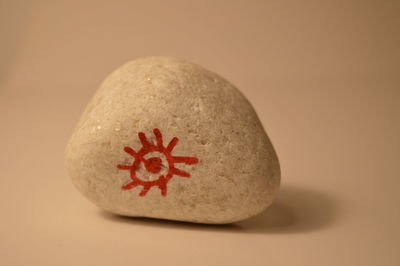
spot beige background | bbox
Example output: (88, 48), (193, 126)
(1, 0), (399, 265)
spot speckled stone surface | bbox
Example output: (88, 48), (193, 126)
(65, 56), (280, 224)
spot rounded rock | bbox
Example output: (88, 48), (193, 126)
(65, 56), (280, 224)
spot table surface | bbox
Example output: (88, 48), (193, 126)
(1, 1), (399, 265)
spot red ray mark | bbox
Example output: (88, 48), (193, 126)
(123, 146), (138, 158)
(117, 128), (199, 197)
(171, 167), (190, 178)
(138, 132), (149, 148)
(117, 164), (132, 170)
(153, 128), (163, 148)
(172, 156), (198, 164)
(166, 137), (178, 152)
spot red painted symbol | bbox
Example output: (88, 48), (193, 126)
(117, 128), (199, 196)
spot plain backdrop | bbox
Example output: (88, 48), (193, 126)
(0, 1), (399, 266)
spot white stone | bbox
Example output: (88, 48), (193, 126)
(65, 56), (280, 224)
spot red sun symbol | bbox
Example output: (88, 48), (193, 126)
(117, 128), (199, 196)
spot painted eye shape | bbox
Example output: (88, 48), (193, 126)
(117, 128), (199, 196)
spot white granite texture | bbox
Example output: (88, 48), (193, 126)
(65, 57), (280, 224)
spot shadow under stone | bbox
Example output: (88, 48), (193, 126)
(99, 184), (340, 234)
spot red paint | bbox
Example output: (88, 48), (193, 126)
(117, 128), (199, 196)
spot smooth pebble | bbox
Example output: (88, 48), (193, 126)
(65, 56), (280, 224)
